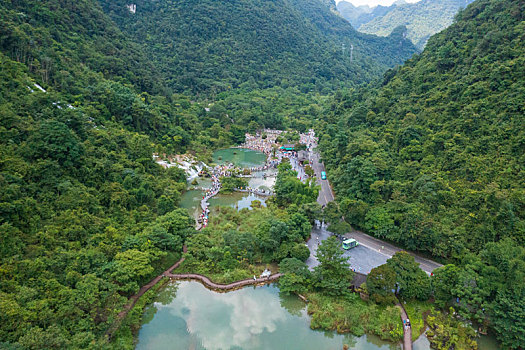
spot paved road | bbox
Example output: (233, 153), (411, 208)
(306, 139), (442, 275)
(306, 223), (389, 274)
(305, 222), (331, 270)
(309, 147), (334, 206)
(344, 231), (443, 274)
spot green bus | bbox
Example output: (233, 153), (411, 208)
(342, 238), (359, 250)
(321, 171), (326, 180)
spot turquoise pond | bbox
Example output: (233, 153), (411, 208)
(136, 282), (401, 350)
(212, 148), (267, 168)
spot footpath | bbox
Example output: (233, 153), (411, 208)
(104, 245), (281, 341)
(165, 272), (282, 292)
(397, 302), (413, 350)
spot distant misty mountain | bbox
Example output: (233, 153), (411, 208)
(336, 1), (393, 29)
(337, 0), (474, 50)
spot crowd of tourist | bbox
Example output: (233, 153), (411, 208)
(196, 129), (315, 229)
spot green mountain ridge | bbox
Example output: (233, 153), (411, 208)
(338, 0), (474, 50)
(98, 0), (416, 95)
(319, 0), (524, 345)
(0, 0), (523, 348)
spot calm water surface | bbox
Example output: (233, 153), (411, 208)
(213, 148), (267, 168)
(137, 282), (400, 350)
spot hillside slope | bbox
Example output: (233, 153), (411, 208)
(338, 0), (474, 49)
(337, 1), (394, 29)
(0, 0), (165, 96)
(320, 0), (524, 345)
(320, 0), (524, 259)
(0, 1), (251, 348)
(98, 0), (416, 95)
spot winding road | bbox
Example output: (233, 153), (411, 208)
(307, 137), (442, 274)
(305, 131), (441, 349)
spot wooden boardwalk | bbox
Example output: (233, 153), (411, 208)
(105, 247), (187, 341)
(104, 245), (282, 341)
(165, 272), (282, 291)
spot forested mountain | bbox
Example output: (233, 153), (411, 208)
(98, 0), (416, 95)
(1, 0), (523, 347)
(319, 0), (524, 345)
(0, 0), (164, 96)
(337, 1), (394, 29)
(337, 0), (474, 49)
(0, 0), (272, 348)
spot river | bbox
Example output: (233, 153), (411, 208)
(136, 281), (400, 350)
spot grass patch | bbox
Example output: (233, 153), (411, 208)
(403, 300), (433, 341)
(306, 292), (403, 342)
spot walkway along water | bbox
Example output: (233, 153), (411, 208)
(164, 272), (282, 292)
(104, 244), (281, 341)
(397, 302), (413, 350)
(105, 246), (188, 341)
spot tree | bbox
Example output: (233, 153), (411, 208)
(274, 162), (319, 206)
(290, 243), (310, 262)
(323, 201), (342, 226)
(490, 288), (525, 349)
(364, 206), (396, 240)
(432, 264), (460, 308)
(387, 251), (431, 300)
(111, 249), (154, 294)
(279, 258), (312, 295)
(367, 264), (397, 304)
(26, 119), (83, 167)
(300, 202), (322, 225)
(313, 236), (354, 296)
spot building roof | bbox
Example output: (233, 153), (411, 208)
(351, 272), (367, 288)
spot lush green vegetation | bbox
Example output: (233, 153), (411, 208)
(0, 50), (199, 348)
(178, 163), (317, 284)
(109, 278), (172, 349)
(403, 300), (433, 341)
(426, 308), (478, 350)
(307, 292), (404, 342)
(99, 0), (416, 95)
(337, 1), (398, 30)
(274, 162), (319, 207)
(219, 177), (248, 194)
(319, 0), (524, 346)
(179, 203), (313, 284)
(357, 0), (475, 49)
(0, 0), (523, 348)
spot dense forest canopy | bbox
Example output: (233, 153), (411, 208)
(320, 0), (524, 259)
(0, 0), (524, 348)
(318, 0), (524, 346)
(98, 0), (416, 95)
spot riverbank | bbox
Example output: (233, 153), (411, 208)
(106, 251), (281, 347)
(136, 282), (400, 350)
(306, 292), (404, 343)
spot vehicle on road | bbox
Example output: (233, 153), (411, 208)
(321, 171), (326, 180)
(342, 238), (359, 250)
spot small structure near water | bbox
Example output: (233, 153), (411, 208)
(260, 269), (271, 278)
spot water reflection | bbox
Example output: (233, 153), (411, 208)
(137, 282), (400, 350)
(210, 192), (267, 211)
(213, 148), (267, 168)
